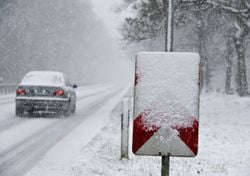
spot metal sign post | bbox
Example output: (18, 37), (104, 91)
(162, 155), (170, 176)
(162, 0), (174, 175)
(165, 0), (174, 53)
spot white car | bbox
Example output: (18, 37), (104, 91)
(15, 71), (77, 117)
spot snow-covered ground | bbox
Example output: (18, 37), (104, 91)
(0, 84), (129, 176)
(27, 93), (249, 176)
(1, 89), (250, 176)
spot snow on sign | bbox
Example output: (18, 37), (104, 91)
(133, 52), (200, 157)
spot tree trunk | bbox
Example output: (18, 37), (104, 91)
(225, 37), (234, 94)
(234, 17), (249, 96)
(234, 36), (248, 96)
(196, 11), (209, 92)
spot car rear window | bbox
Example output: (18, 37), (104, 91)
(21, 73), (64, 86)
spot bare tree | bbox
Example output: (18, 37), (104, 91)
(225, 36), (234, 94)
(208, 0), (250, 96)
(177, 0), (212, 91)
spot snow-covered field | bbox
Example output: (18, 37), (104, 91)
(28, 93), (250, 176)
(65, 93), (250, 176)
(1, 89), (250, 176)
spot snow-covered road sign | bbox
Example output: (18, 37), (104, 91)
(133, 52), (200, 157)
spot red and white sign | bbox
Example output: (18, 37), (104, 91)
(133, 52), (200, 157)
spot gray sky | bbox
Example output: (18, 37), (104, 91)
(90, 0), (133, 84)
(91, 0), (123, 39)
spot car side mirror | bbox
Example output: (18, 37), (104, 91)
(73, 84), (77, 89)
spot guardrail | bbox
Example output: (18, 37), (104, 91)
(0, 84), (17, 95)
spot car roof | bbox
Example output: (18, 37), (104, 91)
(25, 71), (64, 77)
(20, 71), (66, 86)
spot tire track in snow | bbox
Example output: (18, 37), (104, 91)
(0, 87), (122, 176)
(0, 118), (28, 133)
(0, 99), (14, 106)
(0, 95), (15, 101)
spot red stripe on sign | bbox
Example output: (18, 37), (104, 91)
(174, 119), (199, 155)
(132, 113), (160, 153)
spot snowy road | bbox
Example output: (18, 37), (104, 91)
(0, 85), (127, 176)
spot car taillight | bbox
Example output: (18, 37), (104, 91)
(16, 88), (26, 96)
(54, 89), (64, 96)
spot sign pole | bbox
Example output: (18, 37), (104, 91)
(161, 155), (170, 176)
(165, 0), (174, 52)
(162, 0), (174, 175)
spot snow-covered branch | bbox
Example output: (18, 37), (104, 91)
(207, 0), (249, 14)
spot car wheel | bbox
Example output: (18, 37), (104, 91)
(28, 109), (34, 117)
(71, 103), (76, 113)
(16, 106), (24, 117)
(63, 102), (71, 117)
(63, 109), (70, 117)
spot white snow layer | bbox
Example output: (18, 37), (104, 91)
(135, 52), (200, 129)
(24, 86), (129, 176)
(44, 93), (249, 176)
(20, 71), (65, 87)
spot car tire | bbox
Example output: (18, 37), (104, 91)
(63, 109), (70, 117)
(16, 106), (24, 117)
(71, 103), (76, 113)
(63, 102), (71, 117)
